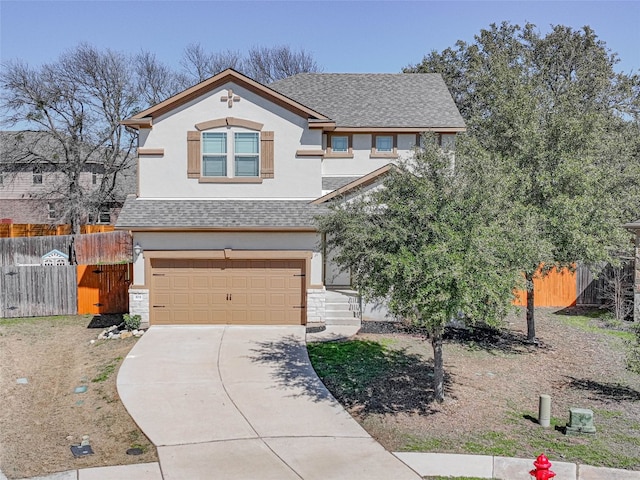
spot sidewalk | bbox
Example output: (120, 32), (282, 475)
(7, 453), (640, 480)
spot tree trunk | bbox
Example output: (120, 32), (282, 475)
(431, 329), (445, 403)
(525, 270), (536, 342)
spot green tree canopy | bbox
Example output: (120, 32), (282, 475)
(406, 23), (640, 339)
(317, 136), (520, 402)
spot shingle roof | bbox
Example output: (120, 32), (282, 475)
(269, 73), (466, 129)
(115, 197), (327, 229)
(322, 177), (362, 191)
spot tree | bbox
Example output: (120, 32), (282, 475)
(243, 45), (321, 83)
(136, 50), (189, 106)
(1, 44), (139, 233)
(180, 43), (321, 85)
(180, 43), (244, 84)
(317, 136), (519, 402)
(406, 23), (640, 341)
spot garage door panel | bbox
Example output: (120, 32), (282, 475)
(191, 276), (210, 289)
(172, 276), (190, 289)
(151, 258), (305, 326)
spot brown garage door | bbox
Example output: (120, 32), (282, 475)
(150, 258), (305, 325)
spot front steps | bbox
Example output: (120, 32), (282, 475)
(324, 288), (361, 327)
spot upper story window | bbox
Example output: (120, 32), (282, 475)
(203, 132), (227, 177)
(47, 202), (56, 220)
(202, 130), (260, 178)
(375, 135), (393, 152)
(331, 136), (349, 152)
(325, 134), (353, 158)
(371, 134), (398, 158)
(33, 166), (42, 185)
(234, 132), (259, 177)
(440, 133), (456, 151)
(187, 117), (273, 183)
(0, 172), (3, 185)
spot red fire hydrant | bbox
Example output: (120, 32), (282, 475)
(530, 453), (556, 480)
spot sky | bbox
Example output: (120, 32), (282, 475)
(0, 1), (639, 76)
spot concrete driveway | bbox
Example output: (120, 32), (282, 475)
(117, 326), (421, 479)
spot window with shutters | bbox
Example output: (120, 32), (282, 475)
(201, 129), (259, 178)
(187, 121), (273, 182)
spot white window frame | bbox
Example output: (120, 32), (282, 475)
(33, 166), (43, 185)
(47, 202), (56, 220)
(201, 128), (260, 179)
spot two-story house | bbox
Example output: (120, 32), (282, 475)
(116, 69), (465, 328)
(0, 131), (135, 225)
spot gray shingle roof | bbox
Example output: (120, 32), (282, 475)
(269, 73), (465, 128)
(322, 177), (362, 191)
(115, 197), (327, 229)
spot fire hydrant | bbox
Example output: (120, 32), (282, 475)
(529, 453), (556, 480)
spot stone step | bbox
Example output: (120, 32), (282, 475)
(325, 317), (362, 327)
(323, 309), (357, 318)
(325, 302), (359, 311)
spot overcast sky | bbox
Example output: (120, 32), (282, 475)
(1, 1), (638, 75)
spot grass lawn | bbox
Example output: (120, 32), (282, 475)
(308, 307), (640, 471)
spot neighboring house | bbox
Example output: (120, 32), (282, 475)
(0, 131), (135, 225)
(116, 69), (465, 327)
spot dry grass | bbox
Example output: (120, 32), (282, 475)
(0, 315), (156, 479)
(309, 307), (640, 470)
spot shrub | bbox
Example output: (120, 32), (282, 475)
(123, 313), (141, 331)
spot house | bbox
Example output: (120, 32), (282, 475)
(116, 69), (465, 328)
(0, 131), (135, 225)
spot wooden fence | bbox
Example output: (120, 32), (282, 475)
(0, 223), (114, 238)
(0, 264), (131, 318)
(0, 230), (132, 318)
(513, 267), (577, 308)
(0, 231), (132, 266)
(77, 264), (132, 315)
(0, 265), (78, 318)
(513, 263), (635, 308)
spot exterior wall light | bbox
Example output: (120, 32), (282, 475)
(133, 243), (143, 261)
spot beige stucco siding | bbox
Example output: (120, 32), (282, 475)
(137, 81), (322, 199)
(321, 133), (418, 177)
(131, 231), (323, 287)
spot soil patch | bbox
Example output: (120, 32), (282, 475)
(0, 315), (157, 479)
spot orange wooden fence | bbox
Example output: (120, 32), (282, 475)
(0, 223), (114, 238)
(513, 267), (577, 308)
(77, 263), (132, 315)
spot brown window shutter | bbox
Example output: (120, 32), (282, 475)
(260, 131), (274, 179)
(187, 131), (200, 178)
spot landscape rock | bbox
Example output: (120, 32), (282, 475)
(120, 331), (133, 339)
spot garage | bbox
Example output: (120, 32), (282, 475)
(149, 258), (306, 325)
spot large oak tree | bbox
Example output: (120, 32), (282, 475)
(406, 23), (640, 340)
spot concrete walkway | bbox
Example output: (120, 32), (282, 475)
(6, 324), (639, 480)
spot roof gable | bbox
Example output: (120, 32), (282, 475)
(312, 165), (394, 204)
(122, 69), (331, 129)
